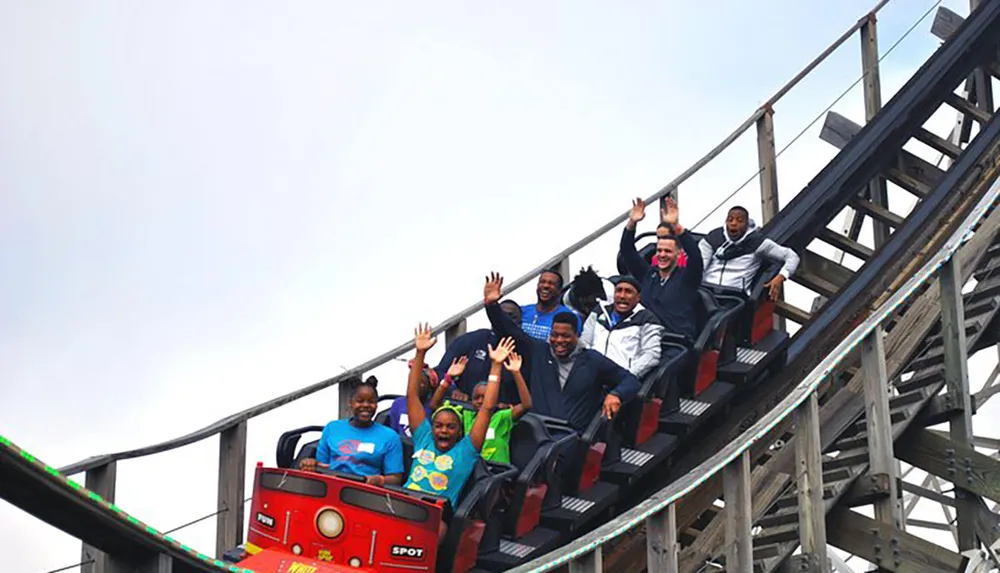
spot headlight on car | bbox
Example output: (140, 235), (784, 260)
(316, 508), (345, 539)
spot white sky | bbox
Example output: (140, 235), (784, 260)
(1, 1), (998, 571)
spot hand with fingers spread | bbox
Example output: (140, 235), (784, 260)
(765, 274), (786, 301)
(503, 352), (522, 373)
(488, 336), (516, 364)
(661, 197), (684, 234)
(447, 356), (468, 378)
(484, 272), (504, 305)
(627, 197), (646, 229)
(299, 457), (318, 472)
(414, 323), (437, 352)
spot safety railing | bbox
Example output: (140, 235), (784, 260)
(507, 156), (1000, 572)
(52, 0), (921, 563)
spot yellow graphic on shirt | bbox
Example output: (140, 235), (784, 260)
(433, 454), (453, 471)
(416, 449), (435, 465)
(428, 472), (449, 491)
(410, 464), (428, 482)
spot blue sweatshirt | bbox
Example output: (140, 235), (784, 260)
(486, 303), (640, 432)
(433, 329), (519, 404)
(619, 226), (704, 344)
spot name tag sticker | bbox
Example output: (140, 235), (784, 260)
(358, 442), (375, 454)
(486, 427), (496, 440)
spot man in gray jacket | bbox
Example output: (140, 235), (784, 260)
(580, 276), (664, 380)
(699, 206), (800, 299)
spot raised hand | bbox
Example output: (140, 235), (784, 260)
(662, 197), (682, 233)
(504, 351), (523, 373)
(447, 356), (468, 378)
(488, 336), (516, 364)
(484, 272), (504, 305)
(629, 197), (646, 224)
(414, 323), (437, 352)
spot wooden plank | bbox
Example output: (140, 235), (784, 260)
(776, 300), (811, 324)
(914, 127), (962, 160)
(897, 429), (1000, 504)
(861, 326), (901, 528)
(841, 472), (892, 507)
(852, 197), (905, 228)
(828, 508), (966, 572)
(646, 504), (679, 573)
(800, 250), (854, 291)
(81, 463), (117, 573)
(794, 392), (828, 568)
(945, 92), (993, 125)
(930, 6), (964, 41)
(940, 257), (977, 551)
(216, 422), (247, 558)
(723, 451), (753, 573)
(818, 227), (875, 260)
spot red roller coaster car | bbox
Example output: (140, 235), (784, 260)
(234, 462), (450, 572)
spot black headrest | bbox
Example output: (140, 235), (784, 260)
(509, 415), (552, 470)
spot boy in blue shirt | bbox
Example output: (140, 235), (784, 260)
(403, 322), (513, 543)
(521, 269), (578, 341)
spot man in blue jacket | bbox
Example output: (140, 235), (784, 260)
(433, 300), (523, 403)
(483, 273), (640, 432)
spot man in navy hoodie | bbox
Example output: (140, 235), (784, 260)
(483, 273), (639, 432)
(619, 196), (703, 347)
(433, 300), (523, 403)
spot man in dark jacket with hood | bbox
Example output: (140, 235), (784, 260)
(482, 272), (639, 432)
(433, 300), (523, 403)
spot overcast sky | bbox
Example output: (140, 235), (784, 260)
(2, 1), (997, 571)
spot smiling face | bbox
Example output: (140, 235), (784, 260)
(655, 237), (679, 271)
(431, 409), (463, 451)
(536, 271), (562, 305)
(350, 385), (378, 426)
(612, 282), (640, 315)
(549, 322), (578, 358)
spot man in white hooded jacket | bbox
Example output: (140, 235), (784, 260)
(580, 275), (664, 380)
(699, 206), (800, 300)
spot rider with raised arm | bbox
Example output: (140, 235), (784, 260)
(298, 377), (405, 487)
(403, 324), (513, 541)
(483, 273), (639, 432)
(429, 350), (533, 464)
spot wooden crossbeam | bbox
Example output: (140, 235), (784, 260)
(827, 508), (967, 572)
(897, 429), (1000, 504)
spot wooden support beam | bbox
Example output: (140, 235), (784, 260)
(945, 92), (993, 125)
(940, 257), (978, 551)
(758, 109), (780, 223)
(723, 450), (753, 573)
(861, 14), (891, 249)
(81, 463), (117, 573)
(569, 548), (602, 573)
(776, 300), (812, 325)
(861, 326), (902, 529)
(795, 392), (829, 571)
(818, 228), (875, 261)
(852, 198), (904, 228)
(897, 429), (1000, 505)
(820, 112), (944, 200)
(828, 508), (967, 572)
(841, 472), (893, 507)
(800, 250), (855, 291)
(216, 421), (247, 559)
(646, 504), (679, 573)
(445, 318), (468, 348)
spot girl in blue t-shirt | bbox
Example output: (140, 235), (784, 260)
(403, 322), (513, 543)
(299, 377), (405, 487)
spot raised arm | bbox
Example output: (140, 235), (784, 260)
(429, 357), (466, 409)
(407, 323), (438, 429)
(662, 197), (703, 284)
(619, 198), (650, 279)
(483, 272), (534, 353)
(504, 351), (533, 420)
(470, 337), (515, 451)
(758, 238), (801, 300)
